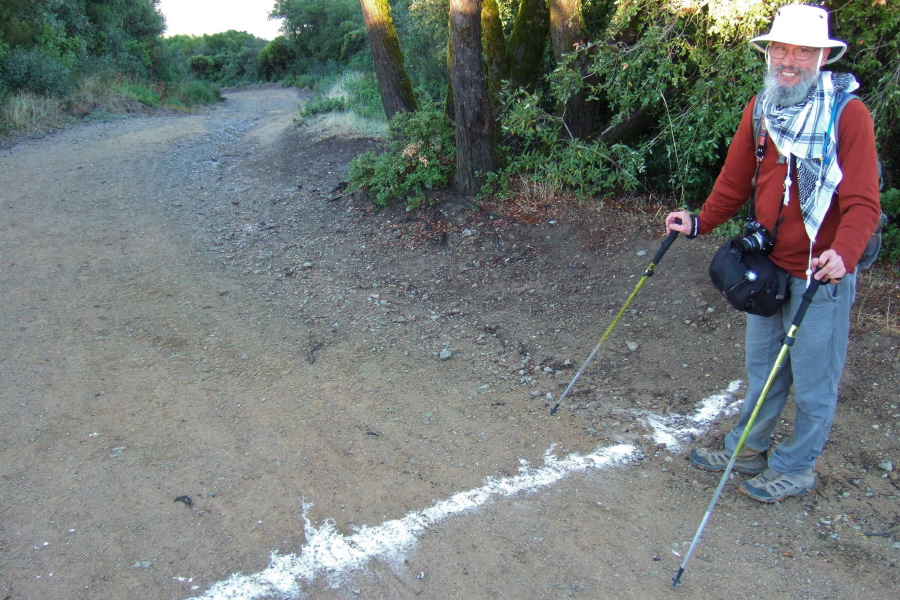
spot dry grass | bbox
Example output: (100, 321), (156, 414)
(296, 72), (388, 141)
(478, 175), (575, 224)
(853, 266), (900, 335)
(297, 111), (387, 142)
(0, 91), (69, 134)
(68, 73), (122, 116)
(0, 74), (135, 136)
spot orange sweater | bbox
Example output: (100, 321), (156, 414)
(698, 95), (882, 278)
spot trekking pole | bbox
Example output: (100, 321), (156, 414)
(671, 275), (823, 589)
(550, 219), (681, 415)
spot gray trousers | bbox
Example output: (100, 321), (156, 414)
(725, 271), (857, 475)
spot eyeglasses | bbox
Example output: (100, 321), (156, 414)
(767, 44), (817, 61)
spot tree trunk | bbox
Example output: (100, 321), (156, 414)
(359, 0), (417, 120)
(444, 23), (455, 121)
(481, 0), (508, 109)
(506, 0), (550, 93)
(449, 0), (496, 195)
(548, 0), (599, 139)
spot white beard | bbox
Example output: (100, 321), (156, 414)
(762, 66), (818, 107)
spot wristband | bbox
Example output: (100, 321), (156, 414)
(687, 215), (700, 239)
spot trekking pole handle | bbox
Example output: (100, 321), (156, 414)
(647, 218), (681, 276)
(792, 274), (823, 327)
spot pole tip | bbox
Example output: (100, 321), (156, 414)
(671, 567), (685, 589)
(549, 404), (559, 415)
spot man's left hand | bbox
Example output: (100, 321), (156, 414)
(811, 250), (847, 284)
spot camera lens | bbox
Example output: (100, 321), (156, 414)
(739, 232), (763, 253)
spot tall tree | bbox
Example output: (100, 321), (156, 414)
(271, 0), (367, 74)
(449, 0), (495, 194)
(548, 0), (598, 139)
(359, 0), (417, 120)
(481, 0), (507, 109)
(481, 0), (549, 104)
(506, 0), (550, 93)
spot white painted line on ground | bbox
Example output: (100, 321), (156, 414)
(641, 380), (743, 451)
(188, 381), (743, 600)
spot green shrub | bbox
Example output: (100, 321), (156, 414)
(490, 87), (648, 199)
(712, 218), (743, 240)
(271, 0), (367, 75)
(169, 79), (221, 107)
(341, 71), (385, 121)
(188, 54), (215, 79)
(258, 36), (296, 81)
(881, 226), (900, 267)
(297, 71), (385, 122)
(348, 102), (455, 208)
(300, 95), (347, 118)
(117, 81), (162, 106)
(879, 188), (900, 267)
(1, 47), (74, 97)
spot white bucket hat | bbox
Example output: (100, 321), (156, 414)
(750, 4), (847, 64)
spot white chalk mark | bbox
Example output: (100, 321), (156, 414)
(641, 379), (743, 451)
(189, 445), (635, 599)
(189, 383), (742, 599)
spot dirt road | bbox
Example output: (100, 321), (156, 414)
(1, 86), (898, 600)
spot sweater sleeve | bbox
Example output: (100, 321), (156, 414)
(827, 99), (882, 271)
(696, 98), (759, 235)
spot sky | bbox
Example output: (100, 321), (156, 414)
(157, 0), (284, 40)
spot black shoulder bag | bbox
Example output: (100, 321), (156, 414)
(708, 116), (790, 317)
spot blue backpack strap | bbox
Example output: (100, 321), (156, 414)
(823, 91), (856, 161)
(826, 91), (884, 191)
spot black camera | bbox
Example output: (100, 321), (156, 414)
(739, 220), (774, 255)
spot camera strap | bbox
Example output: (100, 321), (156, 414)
(748, 115), (784, 242)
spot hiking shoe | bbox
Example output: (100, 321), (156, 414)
(740, 468), (816, 503)
(689, 446), (767, 475)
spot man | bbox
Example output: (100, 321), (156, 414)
(665, 4), (881, 503)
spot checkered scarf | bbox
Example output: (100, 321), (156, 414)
(759, 72), (859, 240)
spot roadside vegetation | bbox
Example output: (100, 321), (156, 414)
(0, 1), (269, 136)
(1, 0), (897, 269)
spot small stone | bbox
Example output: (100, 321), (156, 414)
(636, 250), (647, 257)
(439, 349), (452, 361)
(626, 341), (639, 352)
(878, 461), (894, 473)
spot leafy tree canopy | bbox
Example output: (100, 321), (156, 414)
(271, 0), (368, 74)
(1, 0), (165, 96)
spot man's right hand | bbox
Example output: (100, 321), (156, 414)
(666, 211), (693, 236)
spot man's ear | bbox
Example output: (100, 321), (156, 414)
(820, 47), (832, 67)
